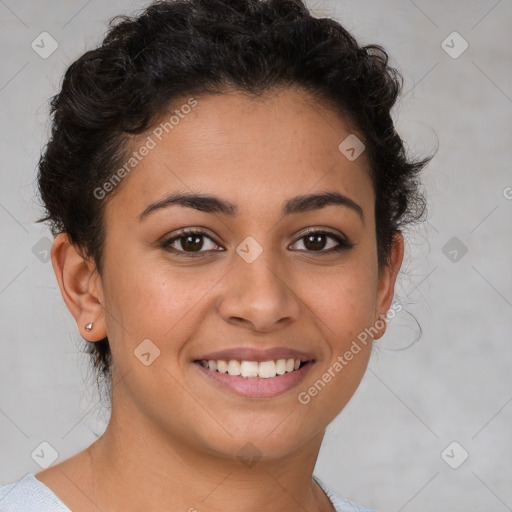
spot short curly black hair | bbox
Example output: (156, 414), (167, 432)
(37, 0), (432, 387)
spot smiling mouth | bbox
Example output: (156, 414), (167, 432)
(195, 358), (309, 379)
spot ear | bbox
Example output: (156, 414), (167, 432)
(373, 232), (404, 340)
(50, 233), (107, 342)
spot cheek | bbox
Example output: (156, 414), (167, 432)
(294, 288), (375, 426)
(293, 265), (377, 413)
(329, 285), (377, 345)
(304, 264), (378, 344)
(102, 253), (220, 366)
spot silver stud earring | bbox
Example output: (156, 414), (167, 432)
(85, 322), (93, 332)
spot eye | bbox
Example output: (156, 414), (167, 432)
(289, 230), (353, 254)
(161, 228), (353, 257)
(162, 229), (223, 255)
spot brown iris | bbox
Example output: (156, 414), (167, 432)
(303, 233), (328, 251)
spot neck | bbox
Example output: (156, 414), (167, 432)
(88, 402), (333, 512)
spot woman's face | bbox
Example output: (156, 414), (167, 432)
(86, 87), (402, 459)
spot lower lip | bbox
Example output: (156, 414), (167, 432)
(193, 361), (314, 398)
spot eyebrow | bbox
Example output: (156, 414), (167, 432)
(138, 191), (364, 224)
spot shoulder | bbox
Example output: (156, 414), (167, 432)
(313, 475), (376, 512)
(0, 474), (71, 512)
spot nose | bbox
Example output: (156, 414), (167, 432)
(216, 248), (302, 333)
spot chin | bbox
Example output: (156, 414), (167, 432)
(185, 414), (324, 464)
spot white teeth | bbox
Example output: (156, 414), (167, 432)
(258, 360), (277, 378)
(240, 361), (259, 378)
(227, 360), (241, 375)
(217, 360), (228, 374)
(200, 358), (304, 378)
(276, 359), (286, 375)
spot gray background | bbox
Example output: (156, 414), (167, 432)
(1, 1), (511, 511)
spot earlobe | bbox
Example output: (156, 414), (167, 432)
(50, 233), (107, 342)
(373, 232), (405, 340)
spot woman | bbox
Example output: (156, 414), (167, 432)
(0, 0), (431, 510)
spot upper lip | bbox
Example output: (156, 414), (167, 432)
(195, 346), (315, 363)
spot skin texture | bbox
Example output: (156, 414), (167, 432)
(38, 86), (403, 512)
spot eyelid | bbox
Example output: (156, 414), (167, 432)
(289, 228), (353, 253)
(162, 228), (223, 253)
(293, 226), (349, 242)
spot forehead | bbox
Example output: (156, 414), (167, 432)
(104, 87), (374, 224)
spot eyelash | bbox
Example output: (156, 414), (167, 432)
(161, 228), (353, 257)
